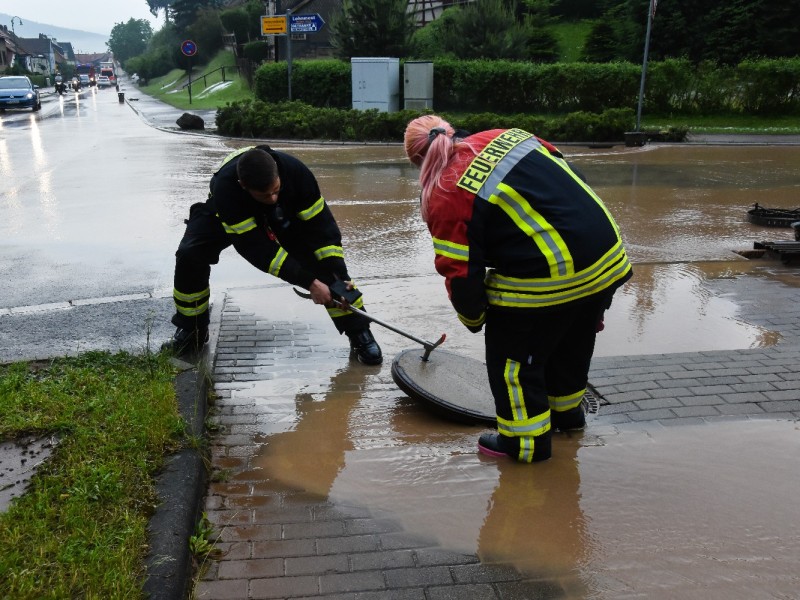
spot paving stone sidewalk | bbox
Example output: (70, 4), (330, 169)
(193, 266), (800, 600)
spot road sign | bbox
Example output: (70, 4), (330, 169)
(180, 39), (197, 57)
(261, 15), (287, 35)
(289, 13), (325, 33)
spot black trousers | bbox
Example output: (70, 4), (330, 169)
(170, 203), (369, 335)
(484, 293), (612, 443)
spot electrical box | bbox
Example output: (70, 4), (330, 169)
(404, 61), (434, 110)
(351, 57), (400, 113)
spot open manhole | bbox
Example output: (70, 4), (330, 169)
(391, 348), (603, 425)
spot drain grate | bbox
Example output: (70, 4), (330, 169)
(582, 385), (602, 414)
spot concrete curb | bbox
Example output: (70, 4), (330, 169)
(143, 367), (209, 600)
(143, 294), (224, 599)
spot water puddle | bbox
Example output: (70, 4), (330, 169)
(0, 435), (59, 512)
(254, 414), (800, 598)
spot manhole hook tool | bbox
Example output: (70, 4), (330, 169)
(293, 288), (446, 360)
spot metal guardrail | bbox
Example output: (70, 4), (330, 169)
(180, 65), (240, 90)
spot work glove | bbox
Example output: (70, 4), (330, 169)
(329, 279), (362, 307)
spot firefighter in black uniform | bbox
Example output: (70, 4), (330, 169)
(404, 115), (632, 462)
(164, 145), (383, 364)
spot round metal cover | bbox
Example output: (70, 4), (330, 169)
(391, 348), (496, 425)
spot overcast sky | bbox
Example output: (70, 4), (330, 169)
(3, 0), (163, 36)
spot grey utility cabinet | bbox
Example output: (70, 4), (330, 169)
(351, 57), (400, 112)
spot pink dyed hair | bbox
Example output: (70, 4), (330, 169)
(404, 115), (460, 222)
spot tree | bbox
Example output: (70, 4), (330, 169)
(330, 0), (415, 59)
(581, 21), (616, 62)
(411, 0), (557, 61)
(184, 8), (224, 63)
(107, 18), (154, 63)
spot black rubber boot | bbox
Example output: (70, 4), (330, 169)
(347, 328), (383, 365)
(551, 404), (586, 431)
(478, 431), (552, 463)
(161, 327), (209, 356)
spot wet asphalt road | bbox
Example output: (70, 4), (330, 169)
(0, 79), (220, 362)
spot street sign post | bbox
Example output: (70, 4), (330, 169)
(180, 40), (198, 104)
(260, 13), (325, 101)
(261, 15), (287, 35)
(289, 13), (325, 33)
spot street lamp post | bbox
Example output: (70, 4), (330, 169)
(10, 15), (23, 36)
(635, 0), (657, 132)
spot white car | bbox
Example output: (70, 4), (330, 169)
(97, 76), (111, 88)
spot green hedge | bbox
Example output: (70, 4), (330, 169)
(251, 57), (800, 116)
(215, 100), (648, 143)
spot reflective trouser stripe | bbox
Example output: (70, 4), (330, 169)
(174, 287), (210, 317)
(549, 389), (584, 412)
(496, 359), (551, 439)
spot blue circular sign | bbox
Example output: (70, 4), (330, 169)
(181, 39), (198, 57)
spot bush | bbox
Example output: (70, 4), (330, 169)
(216, 100), (638, 142)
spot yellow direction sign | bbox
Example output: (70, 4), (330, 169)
(261, 15), (287, 35)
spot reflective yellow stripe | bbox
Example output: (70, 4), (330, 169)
(432, 237), (469, 261)
(506, 359), (526, 422)
(221, 216), (258, 235)
(549, 389), (584, 411)
(314, 245), (344, 260)
(175, 300), (209, 317)
(269, 248), (288, 277)
(497, 411), (551, 438)
(488, 183), (573, 278)
(485, 245), (632, 308)
(457, 129), (536, 195)
(219, 145), (254, 168)
(536, 145), (624, 237)
(518, 437), (535, 463)
(457, 311), (485, 327)
(173, 287), (210, 302)
(327, 296), (365, 318)
(298, 197), (325, 221)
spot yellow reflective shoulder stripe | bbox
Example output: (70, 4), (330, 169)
(298, 197), (325, 221)
(219, 145), (254, 169)
(269, 247), (288, 277)
(457, 311), (485, 327)
(488, 183), (573, 278)
(432, 236), (469, 261)
(549, 389), (584, 412)
(314, 245), (344, 260)
(457, 129), (537, 196)
(221, 216), (258, 235)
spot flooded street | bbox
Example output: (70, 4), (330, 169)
(209, 142), (800, 597)
(3, 94), (800, 596)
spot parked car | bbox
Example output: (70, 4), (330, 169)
(0, 75), (41, 112)
(96, 75), (111, 88)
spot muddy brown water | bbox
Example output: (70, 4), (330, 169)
(235, 143), (800, 597)
(5, 135), (800, 594)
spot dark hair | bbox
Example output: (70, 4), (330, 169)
(236, 148), (278, 191)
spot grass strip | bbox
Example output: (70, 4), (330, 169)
(0, 351), (184, 599)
